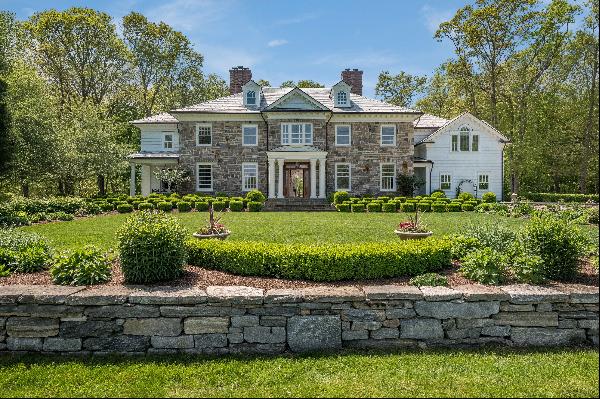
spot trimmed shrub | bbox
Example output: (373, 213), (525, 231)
(117, 212), (187, 283)
(336, 203), (351, 212)
(476, 203), (493, 212)
(196, 201), (209, 211)
(431, 191), (446, 199)
(248, 201), (263, 212)
(458, 192), (475, 202)
(417, 202), (431, 212)
(382, 202), (396, 213)
(521, 192), (599, 203)
(137, 202), (154, 211)
(177, 201), (192, 212)
(461, 203), (475, 211)
(333, 191), (350, 204)
(447, 203), (462, 212)
(449, 235), (481, 260)
(460, 247), (508, 285)
(157, 201), (173, 212)
(0, 229), (53, 273)
(351, 203), (365, 213)
(230, 201), (244, 212)
(50, 246), (112, 286)
(211, 201), (226, 212)
(431, 202), (447, 212)
(482, 192), (497, 203)
(400, 202), (415, 212)
(116, 203), (134, 213)
(367, 202), (381, 212)
(185, 238), (453, 281)
(394, 196), (407, 203)
(377, 196), (390, 203)
(409, 273), (449, 287)
(98, 202), (114, 212)
(246, 189), (266, 203)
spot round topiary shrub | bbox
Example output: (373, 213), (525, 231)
(382, 202), (396, 213)
(351, 203), (365, 213)
(157, 201), (173, 212)
(400, 202), (415, 212)
(461, 203), (475, 211)
(431, 191), (446, 199)
(50, 245), (112, 286)
(482, 192), (497, 203)
(333, 191), (350, 204)
(367, 202), (381, 212)
(137, 202), (154, 211)
(248, 201), (263, 212)
(99, 202), (114, 212)
(177, 201), (192, 212)
(432, 202), (447, 212)
(458, 192), (475, 202)
(196, 201), (209, 211)
(117, 212), (187, 283)
(212, 201), (227, 212)
(246, 189), (266, 203)
(116, 203), (134, 213)
(336, 203), (351, 212)
(417, 202), (431, 212)
(230, 200), (244, 212)
(448, 203), (462, 212)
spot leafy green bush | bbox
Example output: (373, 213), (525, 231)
(417, 202), (431, 212)
(510, 251), (545, 284)
(177, 201), (192, 212)
(521, 214), (587, 281)
(400, 202), (415, 212)
(394, 196), (407, 203)
(336, 203), (351, 212)
(377, 196), (390, 203)
(137, 202), (154, 211)
(50, 246), (112, 286)
(449, 235), (481, 260)
(431, 191), (446, 199)
(185, 238), (453, 281)
(521, 192), (599, 203)
(458, 192), (475, 202)
(367, 202), (381, 212)
(464, 223), (516, 253)
(586, 207), (598, 224)
(351, 203), (365, 213)
(448, 203), (462, 212)
(409, 273), (449, 287)
(156, 201), (172, 212)
(0, 229), (53, 273)
(431, 202), (447, 212)
(510, 201), (535, 217)
(196, 201), (209, 211)
(117, 212), (187, 283)
(246, 189), (266, 203)
(116, 203), (134, 213)
(476, 203), (493, 212)
(333, 191), (350, 204)
(248, 201), (263, 212)
(382, 202), (396, 213)
(212, 201), (227, 212)
(229, 201), (244, 212)
(98, 202), (114, 212)
(461, 203), (475, 211)
(460, 247), (508, 285)
(482, 192), (497, 203)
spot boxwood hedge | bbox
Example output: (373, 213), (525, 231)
(185, 238), (452, 281)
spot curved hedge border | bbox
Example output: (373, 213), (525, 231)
(185, 238), (453, 281)
(521, 192), (599, 203)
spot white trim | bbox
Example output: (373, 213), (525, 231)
(242, 124), (258, 146)
(335, 124), (352, 146)
(163, 132), (173, 149)
(281, 122), (313, 146)
(440, 173), (452, 191)
(380, 163), (396, 191)
(335, 163), (351, 191)
(264, 87), (330, 111)
(478, 173), (490, 191)
(196, 163), (214, 192)
(195, 123), (212, 146)
(175, 114), (263, 122)
(241, 162), (258, 192)
(380, 125), (396, 147)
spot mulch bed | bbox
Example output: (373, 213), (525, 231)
(1, 260), (597, 290)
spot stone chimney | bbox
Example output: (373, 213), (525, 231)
(229, 66), (252, 95)
(341, 68), (363, 96)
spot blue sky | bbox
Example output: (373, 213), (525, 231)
(0, 0), (471, 97)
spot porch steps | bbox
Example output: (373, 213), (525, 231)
(263, 198), (335, 212)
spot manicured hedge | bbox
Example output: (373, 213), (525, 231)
(351, 203), (365, 213)
(137, 202), (154, 211)
(196, 201), (209, 211)
(248, 201), (263, 212)
(177, 201), (192, 212)
(336, 203), (351, 212)
(229, 201), (244, 212)
(116, 203), (134, 213)
(432, 202), (447, 212)
(185, 238), (453, 281)
(521, 192), (599, 203)
(367, 202), (381, 212)
(400, 202), (415, 212)
(382, 202), (396, 213)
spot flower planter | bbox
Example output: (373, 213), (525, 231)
(394, 230), (433, 240)
(192, 231), (231, 240)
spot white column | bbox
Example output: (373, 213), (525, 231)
(129, 163), (136, 197)
(141, 165), (152, 197)
(310, 159), (317, 199)
(268, 159), (276, 199)
(277, 159), (284, 198)
(318, 158), (326, 199)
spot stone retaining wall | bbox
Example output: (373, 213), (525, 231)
(0, 284), (597, 355)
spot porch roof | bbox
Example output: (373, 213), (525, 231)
(128, 152), (180, 160)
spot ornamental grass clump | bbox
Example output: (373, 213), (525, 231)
(117, 212), (187, 283)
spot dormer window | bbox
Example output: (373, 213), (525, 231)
(246, 90), (256, 106)
(332, 80), (352, 108)
(337, 91), (347, 106)
(242, 80), (261, 107)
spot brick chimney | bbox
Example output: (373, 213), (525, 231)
(341, 68), (363, 96)
(229, 66), (252, 95)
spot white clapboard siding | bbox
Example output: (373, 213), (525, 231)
(139, 123), (179, 152)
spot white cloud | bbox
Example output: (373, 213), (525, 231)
(421, 4), (454, 34)
(267, 39), (288, 48)
(145, 0), (234, 32)
(274, 13), (319, 26)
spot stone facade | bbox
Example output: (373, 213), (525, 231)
(0, 284), (597, 355)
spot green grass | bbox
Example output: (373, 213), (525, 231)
(20, 211), (542, 252)
(0, 349), (597, 397)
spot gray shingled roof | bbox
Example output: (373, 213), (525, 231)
(413, 113), (449, 129)
(130, 112), (178, 124)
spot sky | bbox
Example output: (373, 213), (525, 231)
(0, 0), (472, 97)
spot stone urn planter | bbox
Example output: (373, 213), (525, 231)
(192, 231), (231, 240)
(394, 230), (433, 240)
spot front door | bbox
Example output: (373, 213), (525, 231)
(283, 162), (310, 198)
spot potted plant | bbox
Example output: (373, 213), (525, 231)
(193, 205), (230, 240)
(394, 207), (433, 239)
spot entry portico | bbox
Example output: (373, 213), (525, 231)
(266, 146), (327, 199)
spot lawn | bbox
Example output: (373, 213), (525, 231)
(0, 348), (597, 398)
(19, 211), (564, 252)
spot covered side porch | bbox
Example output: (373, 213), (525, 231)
(267, 146), (327, 199)
(128, 153), (180, 197)
(413, 158), (433, 196)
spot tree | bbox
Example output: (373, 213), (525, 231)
(0, 79), (11, 176)
(375, 70), (427, 107)
(257, 79), (270, 87)
(0, 11), (16, 72)
(279, 80), (324, 88)
(280, 80), (295, 88)
(416, 64), (467, 118)
(153, 167), (190, 193)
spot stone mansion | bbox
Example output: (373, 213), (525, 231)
(129, 66), (509, 201)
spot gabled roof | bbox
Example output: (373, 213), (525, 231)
(264, 87), (330, 111)
(414, 113), (449, 129)
(415, 111), (510, 144)
(130, 112), (178, 124)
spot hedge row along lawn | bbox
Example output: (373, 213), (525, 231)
(0, 349), (597, 397)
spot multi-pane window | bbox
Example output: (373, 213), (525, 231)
(196, 124), (212, 146)
(451, 135), (458, 151)
(337, 91), (347, 106)
(163, 133), (173, 149)
(478, 174), (489, 190)
(335, 125), (351, 146)
(440, 174), (451, 190)
(380, 125), (396, 146)
(380, 163), (396, 191)
(281, 123), (312, 145)
(335, 163), (351, 191)
(242, 163), (258, 191)
(197, 164), (213, 191)
(460, 127), (470, 151)
(472, 134), (479, 151)
(246, 90), (256, 106)
(242, 125), (258, 146)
